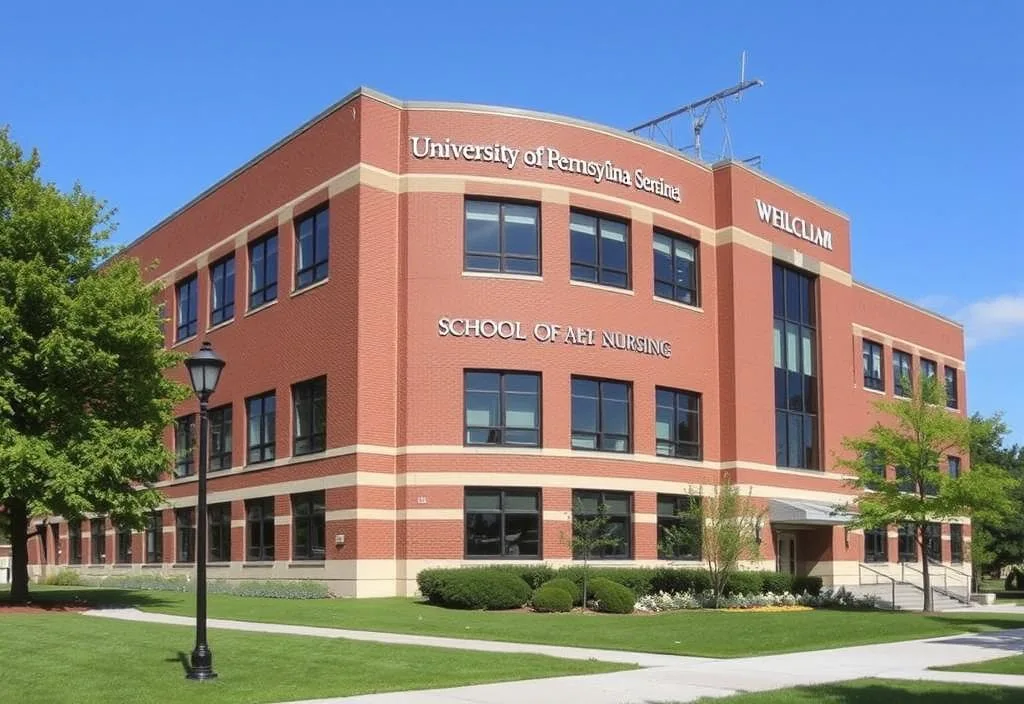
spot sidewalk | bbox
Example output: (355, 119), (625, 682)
(86, 608), (1024, 703)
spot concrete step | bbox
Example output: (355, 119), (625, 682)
(840, 583), (971, 612)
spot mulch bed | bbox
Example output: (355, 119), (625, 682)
(0, 600), (91, 615)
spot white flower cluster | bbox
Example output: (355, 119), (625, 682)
(634, 587), (881, 612)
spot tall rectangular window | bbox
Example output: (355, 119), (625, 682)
(569, 211), (629, 289)
(246, 498), (275, 561)
(464, 200), (540, 275)
(464, 488), (540, 558)
(773, 263), (819, 469)
(116, 524), (132, 564)
(571, 377), (631, 453)
(249, 232), (278, 309)
(656, 494), (700, 560)
(893, 350), (913, 397)
(898, 524), (917, 562)
(950, 524), (964, 563)
(945, 367), (959, 409)
(572, 490), (632, 560)
(175, 274), (198, 341)
(68, 521), (82, 565)
(145, 512), (162, 564)
(862, 339), (884, 391)
(90, 518), (105, 564)
(653, 231), (698, 305)
(295, 206), (329, 290)
(948, 455), (961, 479)
(654, 388), (701, 460)
(174, 414), (195, 478)
(925, 522), (942, 562)
(208, 503), (231, 562)
(292, 377), (326, 456)
(246, 392), (276, 463)
(175, 508), (195, 563)
(864, 527), (888, 563)
(921, 358), (937, 381)
(464, 371), (540, 447)
(864, 448), (886, 489)
(210, 255), (235, 325)
(292, 491), (325, 561)
(896, 465), (915, 493)
(209, 405), (232, 471)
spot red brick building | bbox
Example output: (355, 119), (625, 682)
(26, 88), (969, 597)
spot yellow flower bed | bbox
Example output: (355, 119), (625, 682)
(721, 605), (814, 613)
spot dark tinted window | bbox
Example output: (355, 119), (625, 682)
(464, 488), (540, 558)
(653, 231), (698, 305)
(295, 206), (329, 289)
(464, 200), (540, 275)
(464, 371), (540, 447)
(571, 377), (631, 453)
(210, 255), (235, 324)
(570, 211), (629, 289)
(249, 232), (278, 308)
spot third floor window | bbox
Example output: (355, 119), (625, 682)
(210, 255), (235, 325)
(893, 349), (912, 397)
(862, 339), (884, 391)
(249, 232), (278, 309)
(295, 206), (329, 290)
(653, 231), (698, 306)
(569, 211), (629, 289)
(464, 200), (540, 275)
(175, 274), (197, 342)
(945, 367), (959, 409)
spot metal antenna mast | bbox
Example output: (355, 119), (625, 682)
(629, 52), (764, 165)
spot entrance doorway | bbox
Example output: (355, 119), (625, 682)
(777, 533), (797, 575)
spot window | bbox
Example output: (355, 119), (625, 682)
(921, 358), (937, 381)
(174, 414), (195, 478)
(210, 255), (235, 325)
(653, 231), (698, 305)
(657, 494), (700, 560)
(464, 371), (540, 447)
(571, 377), (631, 452)
(464, 488), (540, 558)
(175, 274), (198, 341)
(654, 388), (701, 460)
(572, 490), (632, 560)
(175, 508), (195, 563)
(295, 206), (329, 289)
(208, 503), (231, 562)
(116, 524), (132, 564)
(925, 522), (942, 562)
(249, 232), (278, 309)
(68, 520), (82, 565)
(897, 524), (917, 562)
(569, 211), (629, 289)
(292, 377), (326, 456)
(893, 350), (912, 397)
(209, 405), (232, 471)
(950, 524), (964, 563)
(292, 491), (325, 561)
(945, 367), (958, 409)
(948, 455), (961, 479)
(464, 199), (540, 275)
(246, 392), (276, 463)
(145, 512), (162, 564)
(246, 498), (275, 561)
(864, 527), (888, 563)
(862, 340), (884, 391)
(864, 449), (886, 489)
(90, 518), (105, 564)
(896, 465), (915, 493)
(773, 263), (819, 469)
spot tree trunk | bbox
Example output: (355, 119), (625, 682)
(7, 500), (31, 603)
(919, 526), (933, 612)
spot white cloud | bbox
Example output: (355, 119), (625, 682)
(956, 295), (1024, 349)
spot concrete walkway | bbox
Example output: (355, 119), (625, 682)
(85, 608), (1024, 703)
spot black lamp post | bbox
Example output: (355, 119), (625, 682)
(183, 340), (225, 681)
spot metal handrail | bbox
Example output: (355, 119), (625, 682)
(928, 558), (971, 582)
(903, 560), (971, 604)
(859, 562), (897, 611)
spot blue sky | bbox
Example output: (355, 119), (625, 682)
(3, 1), (1022, 443)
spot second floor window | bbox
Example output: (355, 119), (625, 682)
(295, 206), (329, 290)
(945, 367), (958, 409)
(210, 255), (235, 325)
(209, 405), (232, 471)
(246, 392), (276, 463)
(571, 377), (631, 453)
(174, 414), (195, 478)
(569, 211), (629, 289)
(893, 350), (912, 397)
(655, 388), (701, 460)
(175, 274), (198, 341)
(862, 340), (883, 391)
(249, 232), (278, 309)
(464, 200), (540, 275)
(293, 377), (326, 456)
(948, 455), (961, 479)
(464, 371), (540, 447)
(653, 232), (698, 305)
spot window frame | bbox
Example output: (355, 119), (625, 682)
(292, 376), (327, 457)
(208, 502), (232, 563)
(463, 487), (542, 560)
(897, 524), (917, 562)
(463, 198), (541, 275)
(145, 512), (163, 564)
(893, 349), (913, 397)
(209, 254), (236, 325)
(291, 491), (326, 561)
(90, 517), (105, 564)
(920, 357), (938, 381)
(863, 527), (888, 563)
(950, 524), (964, 564)
(175, 274), (198, 342)
(248, 231), (279, 309)
(175, 507), (195, 564)
(571, 489), (633, 560)
(174, 413), (195, 478)
(925, 522), (942, 563)
(862, 339), (884, 391)
(68, 520), (82, 565)
(294, 205), (329, 290)
(569, 209), (631, 289)
(654, 387), (702, 460)
(246, 392), (276, 464)
(652, 230), (699, 306)
(570, 376), (633, 453)
(656, 494), (701, 560)
(948, 455), (961, 479)
(116, 524), (132, 564)
(463, 370), (542, 448)
(945, 366), (959, 409)
(208, 404), (233, 471)
(245, 497), (275, 562)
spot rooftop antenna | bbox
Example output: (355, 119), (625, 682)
(629, 51), (764, 165)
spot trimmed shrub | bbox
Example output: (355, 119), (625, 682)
(42, 569), (83, 586)
(557, 567), (655, 596)
(74, 573), (329, 598)
(724, 571), (763, 595)
(542, 577), (581, 605)
(488, 564), (556, 590)
(761, 571), (793, 595)
(591, 579), (635, 614)
(416, 568), (448, 604)
(531, 584), (573, 612)
(427, 570), (531, 610)
(650, 567), (711, 595)
(791, 575), (824, 596)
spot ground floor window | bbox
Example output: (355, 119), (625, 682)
(145, 512), (162, 563)
(246, 498), (275, 561)
(572, 490), (632, 560)
(897, 524), (917, 562)
(116, 524), (132, 563)
(90, 518), (105, 564)
(950, 524), (964, 563)
(175, 508), (195, 563)
(656, 494), (700, 559)
(68, 520), (82, 565)
(864, 527), (888, 563)
(464, 488), (540, 558)
(925, 522), (942, 562)
(209, 503), (231, 562)
(292, 491), (325, 560)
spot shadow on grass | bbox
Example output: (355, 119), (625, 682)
(165, 651), (191, 676)
(0, 587), (179, 610)
(780, 682), (1023, 703)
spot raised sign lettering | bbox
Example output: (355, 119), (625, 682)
(755, 199), (833, 251)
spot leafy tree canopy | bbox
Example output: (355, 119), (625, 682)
(968, 411), (1024, 573)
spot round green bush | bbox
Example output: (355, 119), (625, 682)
(434, 570), (531, 610)
(591, 579), (636, 614)
(531, 584), (573, 612)
(542, 577), (581, 605)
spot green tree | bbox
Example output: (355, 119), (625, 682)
(837, 375), (1018, 612)
(0, 127), (188, 602)
(565, 498), (623, 610)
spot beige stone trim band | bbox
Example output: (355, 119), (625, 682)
(852, 323), (965, 366)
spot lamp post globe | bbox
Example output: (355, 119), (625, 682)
(184, 340), (225, 681)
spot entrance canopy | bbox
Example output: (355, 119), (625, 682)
(769, 498), (853, 526)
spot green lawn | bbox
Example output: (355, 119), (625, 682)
(690, 678), (1024, 703)
(11, 586), (1024, 658)
(0, 613), (629, 704)
(935, 654), (1024, 675)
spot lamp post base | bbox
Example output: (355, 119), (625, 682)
(187, 646), (217, 681)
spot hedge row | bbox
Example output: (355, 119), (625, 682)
(41, 570), (330, 599)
